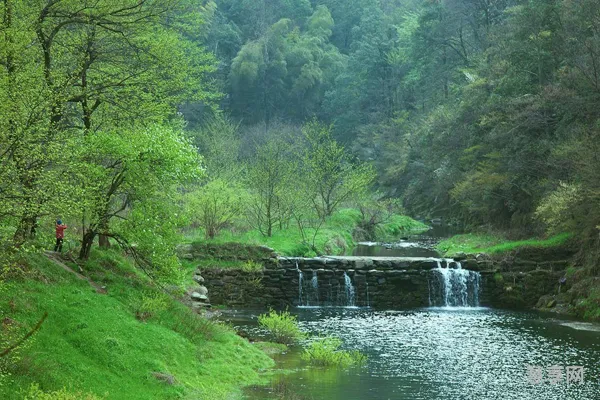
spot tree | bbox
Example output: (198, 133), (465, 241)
(300, 120), (375, 219)
(246, 138), (295, 237)
(185, 179), (245, 240)
(1, 0), (217, 246)
(76, 124), (202, 261)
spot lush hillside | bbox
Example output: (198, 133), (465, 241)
(0, 250), (273, 399)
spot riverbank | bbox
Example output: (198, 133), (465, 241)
(0, 250), (274, 399)
(183, 208), (428, 257)
(436, 232), (573, 256)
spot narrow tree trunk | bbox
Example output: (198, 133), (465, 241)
(98, 234), (110, 248)
(79, 231), (96, 260)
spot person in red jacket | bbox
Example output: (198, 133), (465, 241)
(54, 220), (67, 252)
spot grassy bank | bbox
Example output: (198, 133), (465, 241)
(0, 250), (273, 399)
(185, 208), (428, 257)
(437, 232), (573, 256)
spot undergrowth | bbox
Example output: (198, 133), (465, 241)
(184, 208), (426, 256)
(258, 309), (307, 345)
(0, 248), (274, 399)
(437, 232), (573, 256)
(301, 337), (367, 368)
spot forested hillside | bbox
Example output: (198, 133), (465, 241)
(196, 0), (600, 254)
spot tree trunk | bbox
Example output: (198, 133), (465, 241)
(79, 230), (96, 260)
(98, 234), (110, 248)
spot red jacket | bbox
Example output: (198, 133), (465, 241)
(56, 224), (67, 239)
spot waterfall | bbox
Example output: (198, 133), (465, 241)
(307, 270), (319, 306)
(297, 268), (320, 306)
(296, 262), (303, 305)
(343, 272), (356, 307)
(432, 260), (481, 307)
(427, 277), (432, 306)
(297, 268), (358, 307)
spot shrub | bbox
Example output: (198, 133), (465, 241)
(133, 291), (169, 321)
(301, 336), (366, 368)
(535, 182), (581, 234)
(257, 309), (306, 345)
(241, 260), (263, 272)
(24, 384), (100, 400)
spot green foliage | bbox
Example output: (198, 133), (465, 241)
(185, 179), (246, 240)
(133, 291), (169, 322)
(438, 233), (573, 256)
(575, 287), (600, 321)
(188, 208), (424, 257)
(241, 260), (263, 273)
(245, 136), (296, 237)
(24, 384), (100, 400)
(535, 183), (581, 234)
(226, 5), (344, 123)
(379, 215), (429, 238)
(301, 337), (367, 368)
(258, 309), (306, 345)
(299, 120), (376, 219)
(0, 249), (273, 399)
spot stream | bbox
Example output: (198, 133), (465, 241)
(232, 228), (600, 400)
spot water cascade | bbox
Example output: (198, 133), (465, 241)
(431, 259), (481, 307)
(296, 262), (303, 305)
(343, 272), (356, 307)
(292, 256), (481, 308)
(297, 269), (358, 307)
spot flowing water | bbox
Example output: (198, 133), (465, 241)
(429, 260), (481, 307)
(240, 229), (600, 399)
(240, 308), (600, 400)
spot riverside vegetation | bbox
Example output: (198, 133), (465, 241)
(3, 0), (600, 397)
(258, 310), (366, 368)
(0, 249), (275, 399)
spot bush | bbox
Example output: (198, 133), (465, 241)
(301, 336), (366, 368)
(257, 309), (306, 345)
(133, 291), (169, 321)
(241, 260), (263, 272)
(535, 182), (581, 234)
(24, 384), (100, 400)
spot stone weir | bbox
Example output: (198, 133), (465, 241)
(200, 255), (482, 309)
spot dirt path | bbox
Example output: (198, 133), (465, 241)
(43, 251), (107, 294)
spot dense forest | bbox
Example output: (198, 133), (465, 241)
(200, 0), (600, 260)
(2, 0), (600, 274)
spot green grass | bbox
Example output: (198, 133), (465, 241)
(258, 309), (307, 345)
(185, 208), (427, 257)
(377, 215), (429, 240)
(0, 249), (274, 400)
(301, 337), (367, 368)
(437, 232), (573, 256)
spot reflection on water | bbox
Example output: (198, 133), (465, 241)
(351, 225), (456, 258)
(240, 308), (600, 400)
